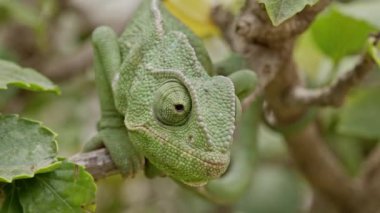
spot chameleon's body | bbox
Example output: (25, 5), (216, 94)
(87, 0), (256, 189)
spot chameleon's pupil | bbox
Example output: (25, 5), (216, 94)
(174, 104), (184, 112)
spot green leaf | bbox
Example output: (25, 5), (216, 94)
(17, 161), (96, 213)
(337, 1), (380, 29)
(327, 134), (362, 175)
(338, 87), (380, 138)
(0, 59), (59, 94)
(368, 36), (380, 67)
(0, 115), (61, 183)
(311, 8), (377, 62)
(0, 184), (22, 213)
(258, 0), (318, 26)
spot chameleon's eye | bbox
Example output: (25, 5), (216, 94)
(154, 81), (192, 126)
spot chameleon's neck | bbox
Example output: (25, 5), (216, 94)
(151, 0), (164, 38)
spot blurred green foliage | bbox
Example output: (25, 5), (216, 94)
(311, 8), (376, 63)
(0, 0), (380, 212)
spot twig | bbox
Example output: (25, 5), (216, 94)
(234, 0), (332, 45)
(288, 54), (375, 107)
(361, 145), (380, 183)
(241, 65), (276, 111)
(211, 5), (235, 45)
(69, 148), (118, 180)
(357, 146), (380, 212)
(212, 0), (331, 49)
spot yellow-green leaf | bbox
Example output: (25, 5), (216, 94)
(164, 0), (220, 37)
(368, 35), (380, 67)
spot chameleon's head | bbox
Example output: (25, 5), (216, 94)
(124, 31), (237, 186)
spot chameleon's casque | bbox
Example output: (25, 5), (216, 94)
(91, 0), (237, 186)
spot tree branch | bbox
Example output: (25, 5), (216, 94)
(358, 145), (380, 212)
(362, 145), (380, 183)
(69, 148), (118, 180)
(288, 54), (375, 107)
(212, 0), (369, 211)
(284, 123), (362, 210)
(234, 0), (332, 45)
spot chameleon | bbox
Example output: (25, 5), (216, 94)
(84, 0), (256, 188)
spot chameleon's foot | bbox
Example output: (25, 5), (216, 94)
(84, 128), (144, 177)
(228, 69), (257, 100)
(83, 134), (104, 152)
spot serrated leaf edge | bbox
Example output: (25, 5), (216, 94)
(0, 114), (61, 183)
(0, 162), (62, 183)
(0, 59), (60, 94)
(0, 82), (61, 94)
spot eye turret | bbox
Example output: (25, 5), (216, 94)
(154, 81), (191, 126)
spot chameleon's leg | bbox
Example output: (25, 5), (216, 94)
(83, 134), (103, 151)
(215, 53), (248, 76)
(85, 26), (143, 177)
(228, 69), (257, 100)
(228, 69), (257, 122)
(215, 53), (258, 100)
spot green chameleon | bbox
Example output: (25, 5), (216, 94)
(84, 0), (256, 192)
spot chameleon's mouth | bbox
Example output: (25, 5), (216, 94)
(127, 123), (230, 184)
(130, 124), (229, 169)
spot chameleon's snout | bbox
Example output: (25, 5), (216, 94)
(127, 123), (231, 184)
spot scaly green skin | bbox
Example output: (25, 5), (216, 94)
(85, 0), (256, 187)
(194, 97), (260, 204)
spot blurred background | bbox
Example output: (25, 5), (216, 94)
(0, 0), (379, 212)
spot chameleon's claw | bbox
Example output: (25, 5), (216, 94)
(83, 134), (104, 152)
(85, 128), (144, 177)
(102, 128), (145, 177)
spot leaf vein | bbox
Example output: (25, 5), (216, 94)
(35, 176), (74, 211)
